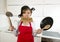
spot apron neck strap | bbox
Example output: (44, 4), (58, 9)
(20, 21), (23, 26)
(29, 22), (32, 27)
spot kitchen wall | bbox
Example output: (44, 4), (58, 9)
(1, 0), (60, 42)
(7, 0), (60, 32)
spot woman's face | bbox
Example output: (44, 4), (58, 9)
(22, 10), (32, 18)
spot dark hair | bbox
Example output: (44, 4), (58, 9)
(40, 17), (53, 30)
(6, 11), (13, 17)
(18, 6), (35, 17)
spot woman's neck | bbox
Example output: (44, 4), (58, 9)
(22, 22), (29, 26)
(20, 17), (33, 23)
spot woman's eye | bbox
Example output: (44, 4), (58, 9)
(28, 13), (29, 14)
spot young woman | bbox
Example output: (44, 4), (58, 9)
(17, 6), (43, 42)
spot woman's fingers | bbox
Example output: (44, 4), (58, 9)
(36, 29), (43, 34)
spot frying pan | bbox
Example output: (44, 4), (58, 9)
(40, 17), (53, 30)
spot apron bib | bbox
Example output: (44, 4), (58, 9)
(17, 22), (34, 42)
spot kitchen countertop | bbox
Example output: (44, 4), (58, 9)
(37, 31), (60, 40)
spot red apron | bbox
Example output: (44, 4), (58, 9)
(17, 22), (34, 42)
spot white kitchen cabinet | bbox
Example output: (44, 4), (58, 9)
(0, 32), (17, 42)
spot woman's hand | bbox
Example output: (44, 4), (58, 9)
(9, 26), (15, 31)
(36, 29), (43, 34)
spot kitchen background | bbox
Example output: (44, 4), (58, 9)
(0, 0), (60, 42)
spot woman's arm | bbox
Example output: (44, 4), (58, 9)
(32, 22), (43, 36)
(33, 29), (43, 36)
(12, 19), (21, 36)
(36, 29), (43, 34)
(14, 20), (20, 36)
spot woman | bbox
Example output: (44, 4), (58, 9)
(17, 6), (43, 42)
